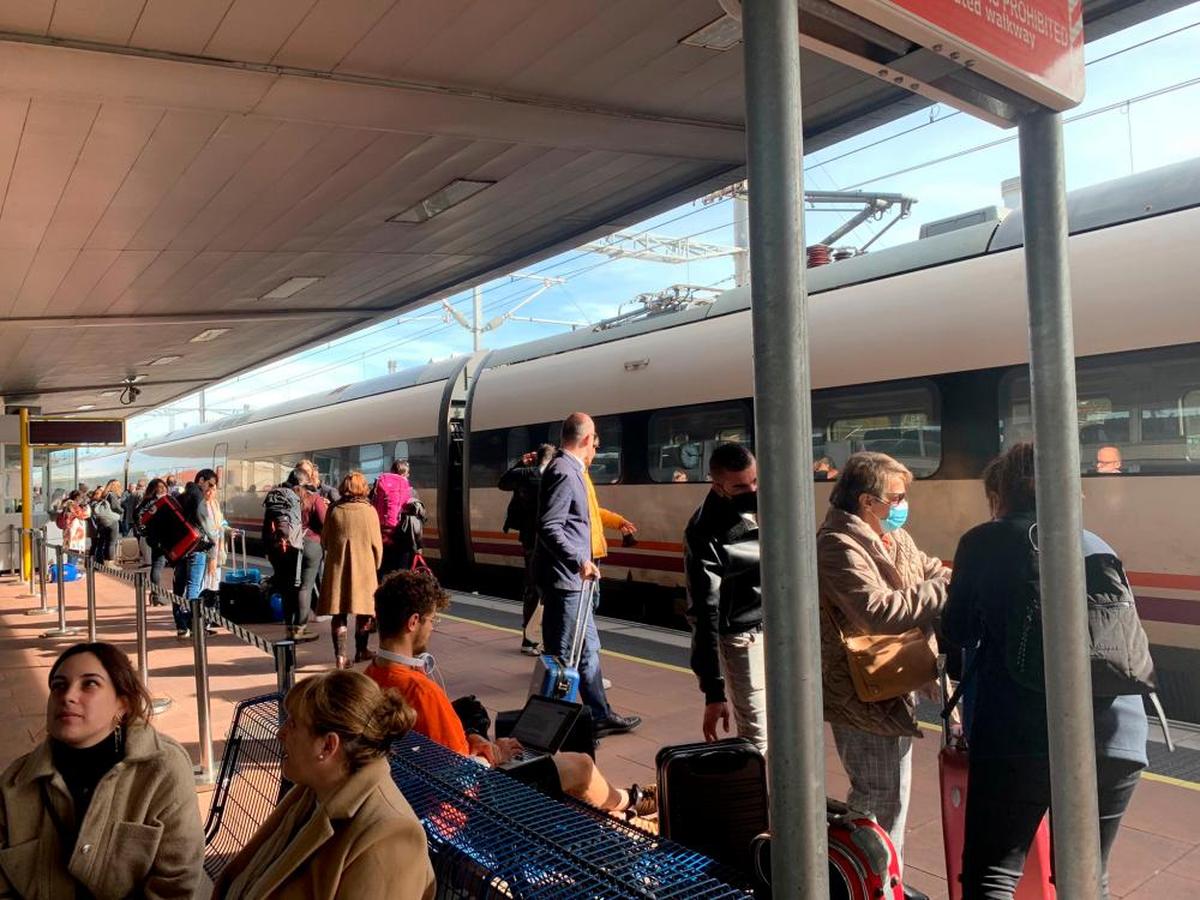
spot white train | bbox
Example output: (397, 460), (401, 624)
(75, 158), (1200, 722)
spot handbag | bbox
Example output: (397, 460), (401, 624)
(839, 620), (938, 703)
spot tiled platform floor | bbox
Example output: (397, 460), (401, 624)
(2, 567), (1198, 898)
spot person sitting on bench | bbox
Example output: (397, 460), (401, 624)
(365, 571), (657, 821)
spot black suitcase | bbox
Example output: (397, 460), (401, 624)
(656, 738), (769, 874)
(218, 581), (273, 624)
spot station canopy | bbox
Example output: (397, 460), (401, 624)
(0, 0), (1175, 417)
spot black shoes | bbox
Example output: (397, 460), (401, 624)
(520, 639), (542, 656)
(594, 713), (641, 737)
(902, 885), (930, 900)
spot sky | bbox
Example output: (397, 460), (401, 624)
(127, 4), (1200, 441)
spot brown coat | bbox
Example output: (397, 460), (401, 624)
(213, 757), (435, 900)
(817, 507), (949, 737)
(319, 499), (383, 616)
(0, 725), (208, 899)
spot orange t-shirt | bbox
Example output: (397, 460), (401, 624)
(365, 659), (470, 756)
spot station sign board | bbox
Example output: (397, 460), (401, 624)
(28, 418), (125, 447)
(830, 0), (1085, 111)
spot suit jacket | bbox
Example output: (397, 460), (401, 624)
(533, 451), (592, 591)
(213, 757), (434, 900)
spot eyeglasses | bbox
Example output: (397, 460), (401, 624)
(874, 492), (906, 507)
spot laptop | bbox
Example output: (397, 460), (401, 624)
(496, 695), (583, 772)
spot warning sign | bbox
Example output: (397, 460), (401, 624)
(830, 0), (1084, 110)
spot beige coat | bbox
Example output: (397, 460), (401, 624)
(319, 499), (383, 616)
(817, 507), (949, 737)
(0, 724), (207, 899)
(213, 757), (435, 900)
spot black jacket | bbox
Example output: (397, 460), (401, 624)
(683, 490), (763, 704)
(498, 464), (543, 550)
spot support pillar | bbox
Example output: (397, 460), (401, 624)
(741, 0), (828, 895)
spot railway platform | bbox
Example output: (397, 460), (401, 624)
(2, 567), (1199, 899)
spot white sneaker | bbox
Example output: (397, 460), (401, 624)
(602, 677), (613, 690)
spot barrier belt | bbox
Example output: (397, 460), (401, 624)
(90, 560), (279, 657)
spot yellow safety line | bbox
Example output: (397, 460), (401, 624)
(443, 613), (1200, 791)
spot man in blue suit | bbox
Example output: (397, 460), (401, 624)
(535, 412), (641, 737)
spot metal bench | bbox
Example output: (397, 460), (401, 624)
(205, 694), (754, 898)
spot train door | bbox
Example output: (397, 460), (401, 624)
(437, 353), (489, 582)
(212, 442), (228, 505)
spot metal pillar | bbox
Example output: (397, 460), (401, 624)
(472, 286), (483, 352)
(273, 640), (297, 698)
(85, 556), (97, 642)
(741, 0), (828, 895)
(733, 195), (751, 287)
(19, 409), (31, 581)
(133, 570), (173, 715)
(41, 545), (78, 638)
(191, 597), (216, 784)
(1018, 110), (1102, 896)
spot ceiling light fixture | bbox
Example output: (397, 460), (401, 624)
(98, 390), (119, 398)
(260, 276), (322, 300)
(190, 328), (230, 343)
(76, 404), (95, 411)
(147, 355), (181, 367)
(387, 179), (495, 224)
(680, 14), (742, 50)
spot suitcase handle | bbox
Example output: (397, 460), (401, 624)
(566, 580), (595, 670)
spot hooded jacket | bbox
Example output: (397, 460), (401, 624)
(0, 724), (207, 899)
(817, 507), (948, 737)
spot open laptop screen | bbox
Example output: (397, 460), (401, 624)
(511, 696), (582, 753)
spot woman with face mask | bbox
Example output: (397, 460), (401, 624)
(0, 642), (206, 898)
(816, 451), (950, 900)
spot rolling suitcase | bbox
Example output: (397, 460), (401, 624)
(528, 580), (594, 703)
(940, 670), (1055, 900)
(218, 580), (275, 624)
(655, 737), (769, 874)
(750, 801), (903, 899)
(116, 536), (142, 570)
(223, 529), (261, 585)
(140, 494), (200, 564)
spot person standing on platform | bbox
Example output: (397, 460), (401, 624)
(683, 443), (766, 754)
(173, 469), (221, 639)
(534, 412), (640, 738)
(297, 458), (340, 504)
(499, 442), (556, 656)
(817, 451), (948, 900)
(320, 472), (383, 669)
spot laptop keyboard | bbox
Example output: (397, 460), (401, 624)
(508, 748), (543, 764)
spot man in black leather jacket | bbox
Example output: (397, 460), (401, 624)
(499, 443), (556, 655)
(683, 443), (765, 753)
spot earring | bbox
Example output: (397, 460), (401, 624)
(113, 721), (124, 756)
(318, 754), (326, 761)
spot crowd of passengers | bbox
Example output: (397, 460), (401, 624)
(1, 417), (1150, 899)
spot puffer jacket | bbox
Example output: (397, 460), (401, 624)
(0, 724), (207, 899)
(91, 493), (123, 528)
(683, 490), (762, 704)
(817, 507), (949, 737)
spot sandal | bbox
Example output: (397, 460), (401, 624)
(624, 783), (658, 820)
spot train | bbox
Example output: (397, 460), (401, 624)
(69, 156), (1200, 722)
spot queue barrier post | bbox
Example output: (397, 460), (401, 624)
(40, 544), (78, 638)
(273, 639), (297, 705)
(18, 529), (41, 607)
(133, 569), (172, 716)
(4, 523), (19, 581)
(85, 554), (97, 643)
(191, 596), (216, 785)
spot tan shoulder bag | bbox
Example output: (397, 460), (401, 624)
(837, 618), (937, 703)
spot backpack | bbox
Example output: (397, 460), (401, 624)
(55, 506), (73, 531)
(393, 497), (426, 554)
(262, 486), (304, 553)
(372, 473), (411, 531)
(1008, 522), (1156, 697)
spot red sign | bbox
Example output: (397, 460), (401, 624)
(830, 0), (1084, 110)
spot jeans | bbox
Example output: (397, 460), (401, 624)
(520, 544), (541, 642)
(831, 723), (913, 863)
(542, 584), (610, 723)
(172, 550), (207, 632)
(719, 627), (767, 755)
(961, 755), (1143, 899)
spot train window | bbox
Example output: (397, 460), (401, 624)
(469, 430), (508, 487)
(507, 427), (531, 467)
(547, 415), (623, 484)
(1000, 345), (1200, 474)
(405, 438), (438, 490)
(647, 402), (751, 483)
(815, 381), (940, 478)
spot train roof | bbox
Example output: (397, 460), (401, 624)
(482, 156), (1200, 370)
(132, 355), (468, 451)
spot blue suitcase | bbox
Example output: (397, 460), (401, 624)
(223, 529), (261, 585)
(529, 580), (594, 702)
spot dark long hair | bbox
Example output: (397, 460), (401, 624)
(50, 642), (153, 726)
(988, 442), (1037, 517)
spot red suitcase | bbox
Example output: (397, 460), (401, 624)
(941, 672), (1055, 900)
(140, 494), (201, 564)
